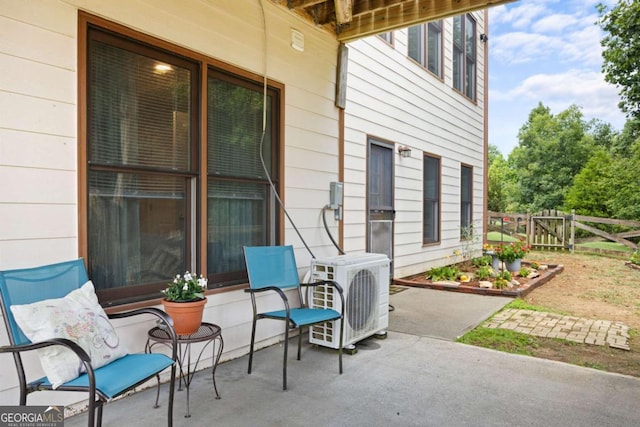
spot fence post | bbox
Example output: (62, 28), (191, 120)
(570, 209), (575, 253)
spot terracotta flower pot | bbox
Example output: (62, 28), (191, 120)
(161, 297), (206, 335)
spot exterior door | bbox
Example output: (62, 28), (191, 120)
(367, 138), (394, 272)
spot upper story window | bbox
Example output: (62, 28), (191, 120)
(427, 20), (443, 78)
(378, 32), (394, 45)
(453, 14), (477, 100)
(460, 164), (473, 236)
(408, 24), (426, 65)
(423, 153), (441, 245)
(82, 15), (281, 305)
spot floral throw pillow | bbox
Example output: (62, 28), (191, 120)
(10, 280), (128, 389)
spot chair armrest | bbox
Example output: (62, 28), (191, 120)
(300, 280), (345, 312)
(109, 308), (178, 361)
(0, 337), (92, 364)
(244, 286), (289, 300)
(244, 286), (291, 314)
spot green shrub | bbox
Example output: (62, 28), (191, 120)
(472, 255), (492, 268)
(498, 270), (512, 281)
(476, 265), (494, 280)
(494, 278), (509, 289)
(426, 265), (460, 281)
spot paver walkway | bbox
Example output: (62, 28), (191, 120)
(482, 309), (631, 350)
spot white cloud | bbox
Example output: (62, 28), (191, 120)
(491, 70), (625, 127)
(491, 31), (565, 64)
(488, 0), (626, 154)
(490, 2), (605, 66)
(490, 3), (548, 29)
(563, 23), (603, 66)
(532, 14), (579, 33)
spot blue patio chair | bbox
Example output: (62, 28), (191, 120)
(243, 245), (345, 390)
(0, 259), (177, 427)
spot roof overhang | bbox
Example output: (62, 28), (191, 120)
(275, 0), (517, 42)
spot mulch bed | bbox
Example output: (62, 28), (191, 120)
(393, 263), (564, 298)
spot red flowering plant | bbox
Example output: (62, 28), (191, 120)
(494, 240), (530, 263)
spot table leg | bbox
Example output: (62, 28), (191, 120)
(212, 335), (223, 399)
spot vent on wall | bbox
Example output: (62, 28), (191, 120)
(309, 253), (389, 349)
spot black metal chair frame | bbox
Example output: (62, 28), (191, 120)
(243, 246), (346, 390)
(0, 259), (178, 427)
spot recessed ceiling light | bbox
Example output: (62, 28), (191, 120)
(154, 63), (173, 73)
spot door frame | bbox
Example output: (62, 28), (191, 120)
(366, 136), (395, 271)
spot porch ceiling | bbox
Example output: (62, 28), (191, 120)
(274, 0), (517, 42)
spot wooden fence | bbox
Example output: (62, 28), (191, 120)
(486, 211), (640, 252)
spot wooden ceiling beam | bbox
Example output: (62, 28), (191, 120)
(336, 0), (516, 41)
(287, 0), (326, 8)
(273, 0), (517, 40)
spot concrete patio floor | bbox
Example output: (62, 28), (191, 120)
(65, 288), (640, 427)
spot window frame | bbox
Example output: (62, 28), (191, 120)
(206, 67), (282, 286)
(452, 14), (477, 101)
(378, 32), (394, 45)
(78, 12), (284, 305)
(422, 153), (441, 245)
(427, 20), (443, 79)
(460, 164), (473, 238)
(407, 24), (426, 66)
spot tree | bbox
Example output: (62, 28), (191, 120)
(608, 140), (640, 220)
(508, 103), (594, 212)
(611, 116), (640, 156)
(564, 148), (615, 217)
(487, 144), (509, 212)
(598, 0), (640, 118)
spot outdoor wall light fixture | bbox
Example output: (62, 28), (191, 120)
(398, 145), (412, 158)
(480, 33), (489, 43)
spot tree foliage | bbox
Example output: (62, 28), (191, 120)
(487, 145), (508, 212)
(598, 0), (640, 119)
(488, 103), (640, 220)
(507, 103), (595, 212)
(563, 148), (615, 217)
(607, 140), (640, 219)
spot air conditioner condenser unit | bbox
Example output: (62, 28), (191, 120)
(308, 253), (390, 349)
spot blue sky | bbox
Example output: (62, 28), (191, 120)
(488, 0), (627, 155)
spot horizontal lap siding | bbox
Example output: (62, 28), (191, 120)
(0, 0), (341, 406)
(344, 14), (486, 278)
(0, 6), (78, 269)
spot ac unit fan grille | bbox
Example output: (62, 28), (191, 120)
(346, 269), (377, 332)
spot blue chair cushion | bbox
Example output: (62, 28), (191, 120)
(263, 308), (341, 326)
(36, 353), (174, 399)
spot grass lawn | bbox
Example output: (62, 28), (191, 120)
(486, 232), (521, 242)
(577, 241), (635, 252)
(456, 251), (640, 378)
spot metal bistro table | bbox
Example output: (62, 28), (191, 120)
(146, 322), (223, 418)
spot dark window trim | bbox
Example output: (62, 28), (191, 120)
(427, 20), (444, 80)
(452, 14), (477, 102)
(78, 11), (284, 305)
(422, 152), (441, 246)
(378, 31), (395, 46)
(460, 163), (473, 238)
(407, 24), (426, 67)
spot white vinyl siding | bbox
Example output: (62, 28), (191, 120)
(0, 0), (341, 407)
(344, 14), (486, 277)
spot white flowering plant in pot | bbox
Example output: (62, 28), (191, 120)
(162, 271), (208, 302)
